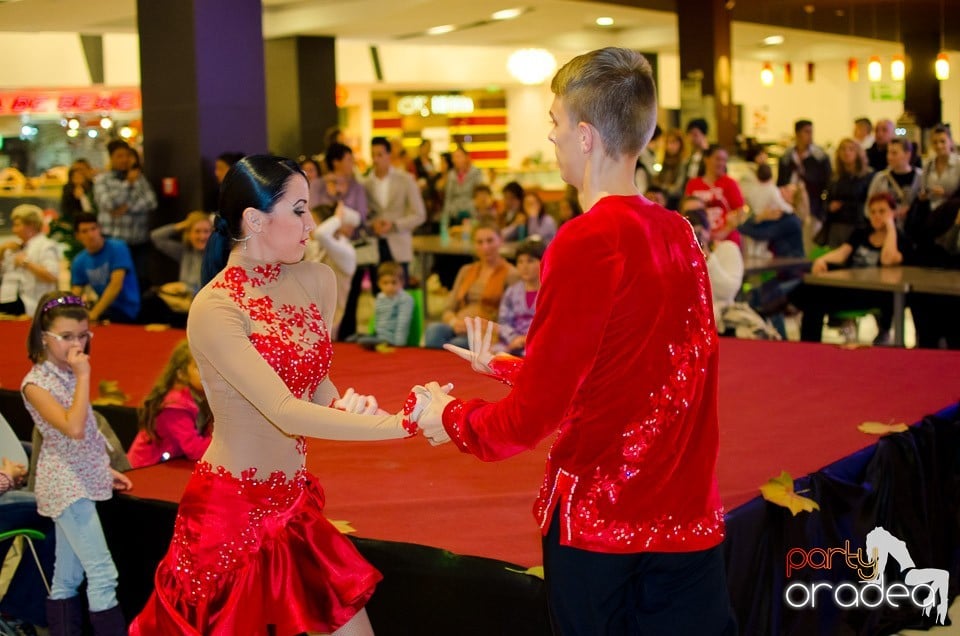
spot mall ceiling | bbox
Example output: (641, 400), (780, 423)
(0, 0), (958, 56)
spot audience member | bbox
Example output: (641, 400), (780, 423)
(777, 119), (833, 228)
(867, 119), (894, 172)
(557, 186), (583, 226)
(682, 202), (743, 321)
(822, 138), (873, 247)
(499, 181), (526, 239)
(644, 185), (667, 208)
(70, 213), (141, 324)
(684, 145), (745, 245)
(792, 192), (906, 344)
(305, 204), (360, 339)
(127, 339), (212, 469)
(61, 163), (95, 223)
(634, 125), (661, 192)
(0, 205), (59, 316)
(22, 291), (132, 633)
(140, 211), (213, 327)
(441, 144), (484, 228)
(93, 140), (157, 289)
(413, 139), (441, 222)
(356, 261), (415, 348)
(523, 192), (558, 243)
(920, 124), (960, 211)
(853, 117), (874, 150)
(683, 118), (709, 184)
(316, 142), (369, 341)
(495, 239), (544, 356)
(866, 137), (922, 227)
(739, 164), (804, 257)
(424, 221), (518, 349)
(656, 128), (686, 208)
(362, 136), (426, 282)
(472, 184), (498, 224)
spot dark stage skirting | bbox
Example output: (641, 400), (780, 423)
(1, 322), (959, 634)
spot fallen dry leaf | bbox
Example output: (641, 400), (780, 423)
(760, 471), (820, 516)
(505, 565), (544, 579)
(858, 421), (909, 435)
(331, 520), (356, 534)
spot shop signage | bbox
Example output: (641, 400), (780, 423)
(0, 88), (142, 116)
(396, 94), (475, 116)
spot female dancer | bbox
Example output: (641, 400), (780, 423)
(131, 156), (429, 636)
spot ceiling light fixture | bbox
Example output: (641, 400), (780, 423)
(596, 17), (614, 26)
(492, 8), (523, 20)
(760, 62), (774, 86)
(762, 35), (784, 46)
(507, 48), (557, 85)
(868, 55), (882, 82)
(426, 24), (456, 35)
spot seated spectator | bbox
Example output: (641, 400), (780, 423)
(644, 185), (667, 208)
(127, 340), (212, 468)
(70, 212), (141, 323)
(656, 128), (686, 208)
(0, 204), (60, 316)
(738, 164), (804, 258)
(791, 192), (906, 344)
(306, 204), (360, 339)
(822, 138), (873, 247)
(682, 203), (743, 324)
(524, 192), (558, 243)
(424, 221), (518, 349)
(356, 261), (415, 348)
(140, 211), (212, 327)
(0, 455), (54, 629)
(472, 184), (498, 224)
(557, 187), (583, 226)
(496, 239), (544, 356)
(441, 144), (484, 227)
(684, 145), (744, 246)
(500, 181), (527, 240)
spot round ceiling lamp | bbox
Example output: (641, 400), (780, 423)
(507, 48), (557, 85)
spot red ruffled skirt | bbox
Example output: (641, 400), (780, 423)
(130, 462), (381, 635)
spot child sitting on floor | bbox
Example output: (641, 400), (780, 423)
(127, 339), (212, 468)
(495, 239), (545, 355)
(357, 261), (415, 348)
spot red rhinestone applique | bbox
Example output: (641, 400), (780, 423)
(214, 265), (333, 399)
(401, 391), (420, 437)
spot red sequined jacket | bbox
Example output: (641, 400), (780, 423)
(442, 195), (725, 554)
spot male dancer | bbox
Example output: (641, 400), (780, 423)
(419, 47), (736, 634)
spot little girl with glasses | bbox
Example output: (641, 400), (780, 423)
(21, 291), (132, 636)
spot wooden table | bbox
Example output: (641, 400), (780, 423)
(803, 267), (912, 346)
(743, 256), (810, 276)
(802, 266), (960, 346)
(411, 235), (517, 316)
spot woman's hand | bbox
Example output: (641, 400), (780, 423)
(812, 258), (829, 275)
(418, 382), (457, 446)
(111, 468), (132, 491)
(333, 388), (380, 415)
(828, 200), (842, 213)
(443, 317), (496, 374)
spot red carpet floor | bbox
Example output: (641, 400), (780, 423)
(2, 322), (958, 566)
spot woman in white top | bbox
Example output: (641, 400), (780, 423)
(920, 124), (960, 211)
(0, 204), (59, 316)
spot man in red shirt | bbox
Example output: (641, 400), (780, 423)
(419, 47), (735, 635)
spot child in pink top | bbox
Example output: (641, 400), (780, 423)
(127, 339), (211, 468)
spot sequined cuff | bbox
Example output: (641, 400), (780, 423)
(441, 398), (470, 452)
(487, 353), (524, 387)
(400, 391), (420, 438)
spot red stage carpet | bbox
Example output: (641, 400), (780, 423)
(1, 322), (958, 566)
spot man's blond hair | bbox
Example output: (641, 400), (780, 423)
(550, 47), (658, 160)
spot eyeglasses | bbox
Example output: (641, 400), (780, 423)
(44, 331), (93, 344)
